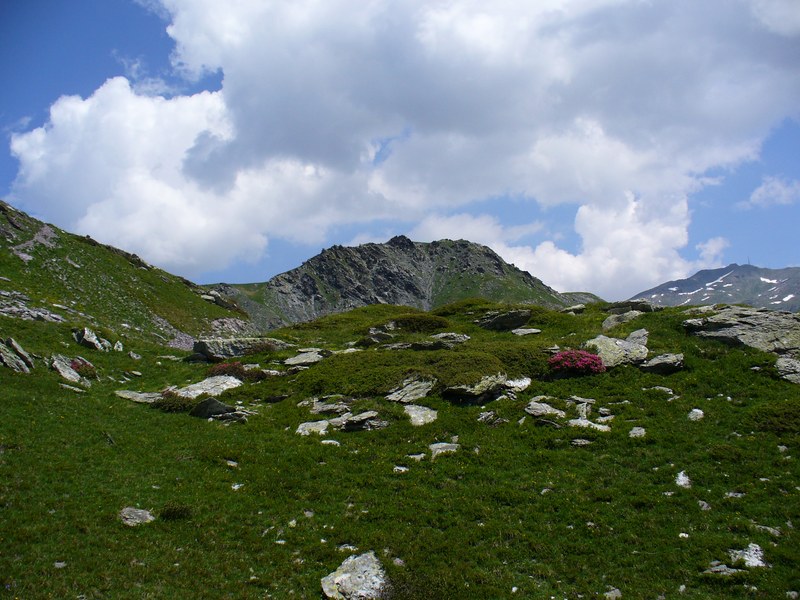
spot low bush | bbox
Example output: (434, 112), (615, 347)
(750, 398), (800, 434)
(151, 389), (199, 413)
(547, 349), (605, 376)
(207, 361), (269, 382)
(390, 313), (451, 333)
(70, 358), (97, 379)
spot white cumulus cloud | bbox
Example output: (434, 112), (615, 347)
(8, 0), (800, 297)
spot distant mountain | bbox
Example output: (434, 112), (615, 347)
(631, 263), (800, 312)
(210, 236), (600, 329)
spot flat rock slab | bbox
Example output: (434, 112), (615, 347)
(0, 342), (30, 373)
(525, 399), (566, 419)
(640, 353), (684, 374)
(442, 374), (509, 403)
(776, 357), (800, 384)
(321, 551), (387, 599)
(175, 375), (243, 399)
(475, 309), (531, 331)
(285, 351), (326, 366)
(429, 442), (460, 459)
(404, 405), (438, 426)
(297, 421), (330, 436)
(511, 328), (541, 336)
(602, 310), (643, 331)
(683, 305), (800, 355)
(386, 377), (436, 403)
(568, 418), (611, 432)
(49, 354), (85, 384)
(119, 507), (155, 527)
(115, 390), (162, 404)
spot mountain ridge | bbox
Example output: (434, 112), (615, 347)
(631, 263), (800, 312)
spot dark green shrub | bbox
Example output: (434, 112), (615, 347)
(750, 398), (800, 434)
(207, 361), (268, 382)
(70, 358), (97, 379)
(159, 501), (193, 521)
(390, 313), (451, 333)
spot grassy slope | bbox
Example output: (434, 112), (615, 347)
(0, 202), (236, 341)
(1, 302), (798, 599)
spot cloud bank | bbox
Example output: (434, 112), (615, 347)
(10, 0), (800, 298)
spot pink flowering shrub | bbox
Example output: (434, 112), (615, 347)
(70, 358), (97, 379)
(548, 349), (605, 376)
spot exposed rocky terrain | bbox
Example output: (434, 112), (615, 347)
(632, 263), (800, 312)
(207, 236), (599, 329)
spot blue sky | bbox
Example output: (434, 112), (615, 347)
(2, 1), (799, 300)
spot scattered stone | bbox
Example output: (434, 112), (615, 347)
(73, 327), (111, 352)
(174, 375), (243, 399)
(776, 357), (800, 384)
(407, 453), (425, 462)
(429, 332), (471, 346)
(511, 327), (541, 336)
(0, 341), (31, 373)
(584, 334), (648, 368)
(698, 500), (712, 511)
(297, 421), (330, 436)
(321, 551), (387, 600)
(729, 543), (768, 568)
(119, 507), (155, 527)
(5, 338), (34, 369)
(629, 427), (647, 438)
(572, 438), (592, 447)
(59, 383), (86, 393)
(640, 353), (684, 374)
(688, 409), (705, 421)
(128, 351), (142, 360)
(321, 439), (341, 446)
(604, 588), (622, 599)
(442, 374), (509, 403)
(113, 341), (124, 352)
(189, 398), (236, 419)
(404, 405), (438, 426)
(506, 377), (532, 392)
(675, 471), (691, 488)
(602, 310), (642, 330)
(340, 411), (389, 432)
(285, 350), (328, 366)
(477, 410), (509, 427)
(725, 491), (745, 498)
(54, 561), (67, 569)
(786, 592), (798, 599)
(751, 522), (781, 537)
(474, 309), (531, 331)
(386, 376), (436, 403)
(568, 418), (610, 432)
(429, 442), (460, 459)
(525, 397), (566, 419)
(193, 337), (294, 361)
(115, 390), (162, 404)
(49, 354), (84, 384)
(703, 562), (743, 576)
(393, 466), (409, 474)
(561, 304), (585, 314)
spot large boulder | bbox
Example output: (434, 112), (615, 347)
(683, 306), (800, 355)
(0, 340), (31, 373)
(474, 309), (531, 331)
(776, 357), (800, 384)
(193, 337), (295, 361)
(174, 375), (243, 399)
(602, 310), (643, 331)
(73, 327), (112, 352)
(321, 551), (387, 599)
(442, 374), (510, 403)
(583, 334), (648, 368)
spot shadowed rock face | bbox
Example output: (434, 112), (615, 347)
(208, 236), (592, 329)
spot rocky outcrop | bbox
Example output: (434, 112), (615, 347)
(206, 237), (591, 329)
(0, 338), (34, 373)
(73, 327), (112, 352)
(173, 375), (243, 399)
(386, 377), (437, 403)
(193, 337), (295, 361)
(683, 305), (800, 355)
(474, 309), (531, 331)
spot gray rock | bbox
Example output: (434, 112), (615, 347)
(113, 341), (124, 352)
(5, 338), (34, 369)
(429, 442), (460, 459)
(49, 354), (83, 384)
(477, 410), (509, 427)
(640, 353), (684, 374)
(0, 342), (30, 373)
(776, 357), (800, 384)
(688, 409), (705, 421)
(442, 374), (508, 403)
(729, 543), (769, 568)
(703, 562), (743, 576)
(525, 398), (566, 419)
(119, 507), (155, 527)
(561, 304), (586, 313)
(285, 350), (327, 366)
(626, 328), (649, 346)
(512, 327), (542, 336)
(604, 588), (622, 599)
(567, 418), (611, 432)
(474, 309), (531, 331)
(404, 405), (438, 426)
(683, 305), (800, 355)
(629, 427), (647, 438)
(115, 390), (162, 404)
(73, 327), (111, 352)
(189, 398), (236, 419)
(386, 376), (436, 403)
(429, 332), (471, 346)
(340, 411), (389, 432)
(321, 551), (387, 599)
(194, 337), (294, 361)
(297, 421), (330, 436)
(584, 335), (648, 368)
(175, 375), (243, 399)
(602, 310), (643, 331)
(607, 300), (660, 313)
